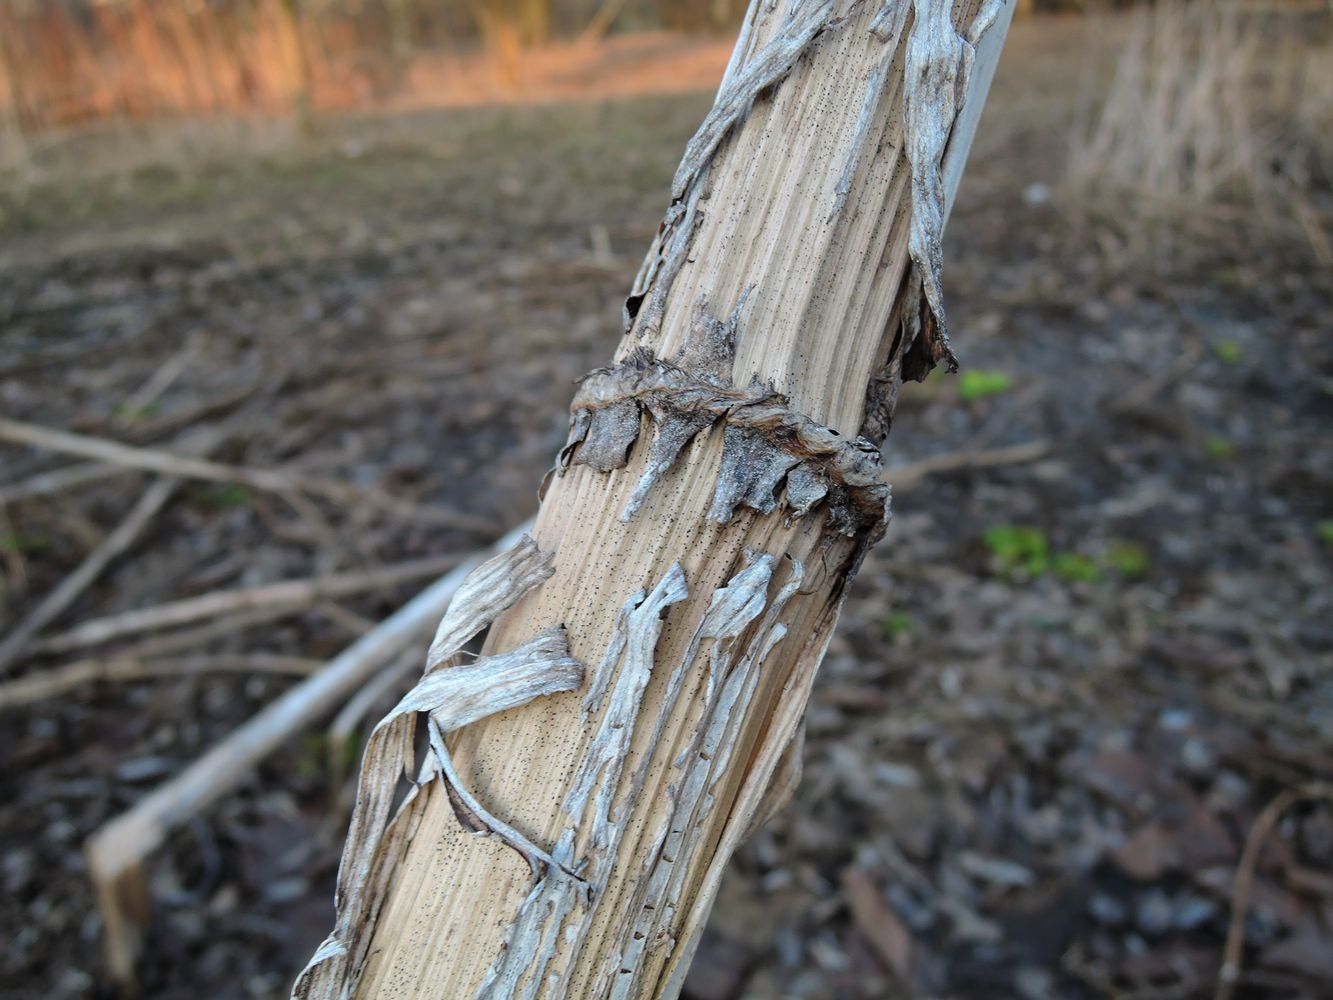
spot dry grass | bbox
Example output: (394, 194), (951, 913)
(0, 31), (732, 217)
(1063, 0), (1332, 263)
(0, 0), (334, 128)
(0, 0), (736, 135)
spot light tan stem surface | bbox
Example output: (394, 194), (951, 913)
(330, 2), (1011, 997)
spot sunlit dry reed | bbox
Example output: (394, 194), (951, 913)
(1064, 0), (1332, 262)
(0, 0), (377, 130)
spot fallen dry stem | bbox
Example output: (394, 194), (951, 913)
(39, 552), (463, 654)
(0, 653), (322, 710)
(130, 604), (328, 660)
(0, 416), (493, 533)
(1215, 782), (1333, 1000)
(887, 438), (1049, 492)
(0, 462), (127, 505)
(0, 477), (178, 674)
(115, 334), (203, 430)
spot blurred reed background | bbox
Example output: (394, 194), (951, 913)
(0, 0), (755, 131)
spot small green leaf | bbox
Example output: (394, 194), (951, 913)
(882, 611), (913, 641)
(983, 524), (1049, 578)
(1205, 435), (1236, 460)
(195, 484), (251, 511)
(112, 401), (163, 423)
(295, 732), (330, 782)
(1104, 540), (1150, 579)
(1213, 339), (1243, 365)
(1318, 521), (1333, 546)
(1053, 551), (1101, 584)
(339, 730), (363, 774)
(0, 532), (49, 554)
(958, 369), (1013, 402)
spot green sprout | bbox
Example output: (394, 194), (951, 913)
(1104, 540), (1150, 579)
(1205, 435), (1237, 460)
(194, 484), (252, 511)
(295, 732), (330, 782)
(1053, 552), (1101, 584)
(112, 401), (163, 423)
(983, 524), (1050, 578)
(882, 611), (914, 642)
(1213, 340), (1243, 365)
(0, 532), (49, 554)
(958, 369), (1013, 402)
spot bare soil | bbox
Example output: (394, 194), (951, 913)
(2, 18), (1330, 1000)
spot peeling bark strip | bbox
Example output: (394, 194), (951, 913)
(294, 537), (582, 1000)
(476, 565), (689, 999)
(323, 3), (1013, 997)
(603, 558), (803, 1000)
(900, 0), (1010, 376)
(623, 0), (836, 337)
(561, 303), (889, 540)
(475, 554), (806, 999)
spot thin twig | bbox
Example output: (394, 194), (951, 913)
(0, 478), (175, 674)
(1215, 782), (1333, 1000)
(887, 438), (1050, 492)
(317, 600), (379, 638)
(0, 424), (230, 674)
(38, 552), (463, 654)
(0, 654), (322, 710)
(0, 384), (260, 506)
(116, 332), (202, 428)
(128, 381), (262, 444)
(0, 416), (495, 533)
(0, 463), (125, 505)
(131, 604), (322, 660)
(1108, 340), (1207, 417)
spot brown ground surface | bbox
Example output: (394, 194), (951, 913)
(2, 16), (1331, 1000)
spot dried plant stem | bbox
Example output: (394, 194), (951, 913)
(0, 416), (494, 533)
(131, 604), (327, 659)
(0, 477), (178, 673)
(116, 332), (203, 427)
(0, 653), (322, 709)
(38, 552), (463, 654)
(1215, 782), (1333, 1000)
(311, 3), (1014, 999)
(887, 438), (1049, 492)
(0, 462), (126, 505)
